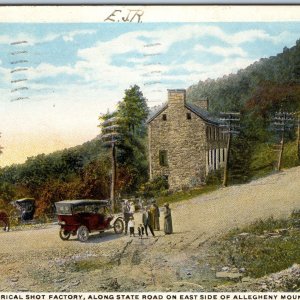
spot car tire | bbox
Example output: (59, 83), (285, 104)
(77, 225), (89, 242)
(59, 229), (71, 240)
(114, 218), (124, 234)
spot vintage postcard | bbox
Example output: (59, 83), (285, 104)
(0, 5), (300, 294)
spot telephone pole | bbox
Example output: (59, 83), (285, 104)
(219, 112), (240, 187)
(272, 111), (294, 171)
(100, 117), (120, 213)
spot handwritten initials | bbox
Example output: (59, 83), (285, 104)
(105, 9), (144, 23)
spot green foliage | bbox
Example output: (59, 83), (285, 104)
(205, 170), (222, 185)
(188, 40), (300, 184)
(157, 185), (218, 207)
(250, 141), (299, 179)
(218, 212), (300, 280)
(138, 176), (169, 198)
(99, 85), (149, 196)
(117, 85), (149, 136)
(250, 143), (276, 178)
(0, 182), (15, 202)
(282, 142), (300, 168)
(228, 135), (254, 184)
(187, 41), (300, 112)
(227, 216), (291, 236)
(0, 85), (150, 218)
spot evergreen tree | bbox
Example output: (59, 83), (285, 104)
(117, 85), (149, 136)
(98, 85), (149, 196)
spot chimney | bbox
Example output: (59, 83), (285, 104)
(167, 89), (186, 107)
(198, 99), (209, 111)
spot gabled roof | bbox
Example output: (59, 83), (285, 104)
(147, 102), (168, 123)
(186, 103), (220, 126)
(147, 101), (220, 126)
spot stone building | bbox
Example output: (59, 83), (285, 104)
(147, 89), (228, 190)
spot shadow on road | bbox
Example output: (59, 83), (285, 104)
(64, 230), (125, 244)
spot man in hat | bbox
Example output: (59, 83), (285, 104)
(142, 206), (155, 237)
(122, 199), (130, 235)
(150, 199), (160, 231)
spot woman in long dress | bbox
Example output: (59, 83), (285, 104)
(164, 203), (173, 234)
(150, 201), (160, 231)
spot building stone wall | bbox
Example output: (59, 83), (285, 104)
(148, 89), (227, 191)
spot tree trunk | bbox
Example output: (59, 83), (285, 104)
(110, 143), (117, 213)
(223, 133), (231, 187)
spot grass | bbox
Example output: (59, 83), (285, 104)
(69, 258), (114, 272)
(250, 141), (300, 179)
(215, 211), (300, 280)
(156, 184), (219, 207)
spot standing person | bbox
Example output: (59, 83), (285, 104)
(128, 216), (135, 237)
(122, 199), (130, 235)
(164, 203), (173, 234)
(152, 200), (160, 231)
(142, 207), (155, 237)
(149, 201), (156, 229)
(129, 201), (135, 217)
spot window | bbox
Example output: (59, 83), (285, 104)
(162, 114), (167, 121)
(186, 112), (191, 120)
(159, 150), (168, 166)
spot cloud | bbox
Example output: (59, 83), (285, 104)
(8, 23), (292, 108)
(27, 63), (75, 79)
(0, 29), (97, 45)
(194, 44), (247, 57)
(62, 30), (97, 42)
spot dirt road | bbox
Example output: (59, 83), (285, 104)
(1, 167), (300, 292)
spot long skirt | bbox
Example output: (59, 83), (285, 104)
(164, 215), (173, 234)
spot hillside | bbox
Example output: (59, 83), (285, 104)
(187, 39), (300, 113)
(0, 85), (149, 216)
(187, 40), (300, 184)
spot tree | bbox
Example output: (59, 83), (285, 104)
(98, 85), (149, 199)
(117, 85), (149, 136)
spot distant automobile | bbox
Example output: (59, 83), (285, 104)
(55, 199), (124, 242)
(14, 198), (36, 221)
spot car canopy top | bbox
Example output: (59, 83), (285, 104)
(55, 199), (110, 215)
(15, 198), (35, 209)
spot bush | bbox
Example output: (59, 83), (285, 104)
(138, 176), (169, 198)
(205, 169), (223, 185)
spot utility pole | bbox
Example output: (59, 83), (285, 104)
(219, 112), (240, 187)
(272, 111), (294, 171)
(100, 117), (120, 213)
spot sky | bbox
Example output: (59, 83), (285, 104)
(0, 22), (299, 166)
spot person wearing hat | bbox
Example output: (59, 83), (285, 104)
(122, 199), (130, 235)
(164, 203), (173, 234)
(150, 199), (160, 231)
(142, 206), (155, 237)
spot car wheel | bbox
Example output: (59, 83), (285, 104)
(114, 218), (124, 234)
(77, 225), (89, 242)
(59, 229), (71, 240)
